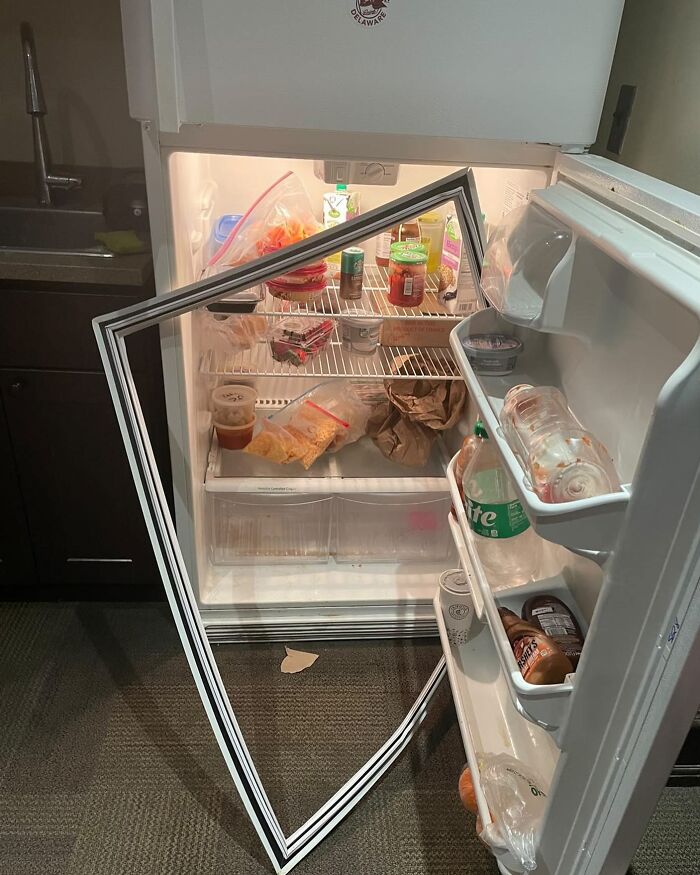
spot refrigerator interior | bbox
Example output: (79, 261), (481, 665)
(162, 153), (549, 633)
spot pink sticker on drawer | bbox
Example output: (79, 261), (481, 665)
(408, 511), (439, 532)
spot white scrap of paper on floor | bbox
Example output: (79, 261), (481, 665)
(281, 646), (319, 674)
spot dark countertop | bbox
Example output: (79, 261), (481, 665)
(0, 249), (153, 287)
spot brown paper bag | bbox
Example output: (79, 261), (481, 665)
(367, 402), (436, 467)
(387, 380), (466, 431)
(367, 380), (467, 467)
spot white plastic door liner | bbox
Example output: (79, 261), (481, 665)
(93, 170), (484, 873)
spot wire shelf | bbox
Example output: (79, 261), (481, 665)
(200, 338), (460, 380)
(255, 263), (477, 320)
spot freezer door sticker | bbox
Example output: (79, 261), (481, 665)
(351, 0), (390, 26)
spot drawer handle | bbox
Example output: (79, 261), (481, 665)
(66, 558), (133, 564)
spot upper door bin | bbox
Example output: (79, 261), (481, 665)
(124, 0), (624, 144)
(453, 182), (700, 554)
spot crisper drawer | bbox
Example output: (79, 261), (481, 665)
(210, 493), (333, 565)
(335, 494), (453, 564)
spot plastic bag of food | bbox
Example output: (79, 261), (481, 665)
(282, 381), (384, 452)
(478, 754), (549, 871)
(286, 400), (349, 469)
(272, 381), (385, 453)
(206, 172), (323, 273)
(201, 311), (269, 357)
(244, 419), (307, 465)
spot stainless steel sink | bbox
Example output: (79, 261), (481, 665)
(0, 204), (115, 258)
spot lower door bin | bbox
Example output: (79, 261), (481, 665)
(209, 493), (333, 565)
(335, 493), (453, 564)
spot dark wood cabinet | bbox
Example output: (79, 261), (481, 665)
(0, 369), (159, 587)
(0, 279), (169, 594)
(0, 395), (36, 586)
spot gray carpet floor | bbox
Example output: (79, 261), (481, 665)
(0, 603), (698, 875)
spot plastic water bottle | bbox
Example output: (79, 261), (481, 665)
(500, 384), (621, 503)
(462, 421), (540, 590)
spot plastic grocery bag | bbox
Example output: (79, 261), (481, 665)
(206, 172), (323, 272)
(478, 754), (549, 871)
(201, 311), (269, 358)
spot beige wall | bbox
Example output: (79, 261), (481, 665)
(0, 0), (143, 168)
(593, 0), (700, 194)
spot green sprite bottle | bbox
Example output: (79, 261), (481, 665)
(462, 421), (540, 589)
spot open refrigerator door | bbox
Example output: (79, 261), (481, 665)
(439, 159), (700, 873)
(93, 169), (489, 873)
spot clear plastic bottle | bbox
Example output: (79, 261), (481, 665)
(500, 384), (621, 503)
(462, 421), (540, 589)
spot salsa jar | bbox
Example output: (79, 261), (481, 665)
(388, 249), (427, 307)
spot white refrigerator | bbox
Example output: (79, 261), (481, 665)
(97, 2), (700, 872)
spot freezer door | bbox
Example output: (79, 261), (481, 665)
(92, 169), (484, 874)
(122, 0), (623, 147)
(441, 160), (700, 874)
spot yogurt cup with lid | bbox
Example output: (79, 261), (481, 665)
(461, 333), (523, 376)
(339, 313), (382, 356)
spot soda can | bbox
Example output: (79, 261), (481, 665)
(439, 569), (474, 645)
(339, 247), (364, 300)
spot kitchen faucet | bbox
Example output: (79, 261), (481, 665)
(20, 22), (82, 206)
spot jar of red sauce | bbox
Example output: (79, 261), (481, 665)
(388, 249), (427, 307)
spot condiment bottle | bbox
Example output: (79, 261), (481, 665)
(391, 219), (421, 245)
(522, 595), (584, 668)
(498, 607), (573, 684)
(388, 249), (427, 307)
(376, 221), (421, 268)
(453, 429), (480, 508)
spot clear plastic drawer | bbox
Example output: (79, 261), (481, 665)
(334, 494), (453, 564)
(209, 493), (333, 565)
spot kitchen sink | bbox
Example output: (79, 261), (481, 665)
(0, 204), (115, 258)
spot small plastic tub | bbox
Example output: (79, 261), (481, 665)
(340, 315), (382, 356)
(266, 279), (326, 305)
(211, 384), (257, 426)
(461, 333), (523, 376)
(214, 417), (256, 451)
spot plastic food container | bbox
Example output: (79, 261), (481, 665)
(215, 417), (256, 450)
(340, 315), (382, 356)
(266, 261), (328, 303)
(211, 384), (257, 426)
(461, 333), (523, 376)
(388, 249), (428, 307)
(269, 317), (334, 366)
(266, 280), (326, 304)
(210, 214), (243, 260)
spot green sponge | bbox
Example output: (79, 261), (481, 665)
(95, 230), (147, 255)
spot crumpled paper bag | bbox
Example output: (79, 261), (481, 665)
(368, 380), (467, 467)
(387, 380), (466, 431)
(367, 402), (436, 467)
